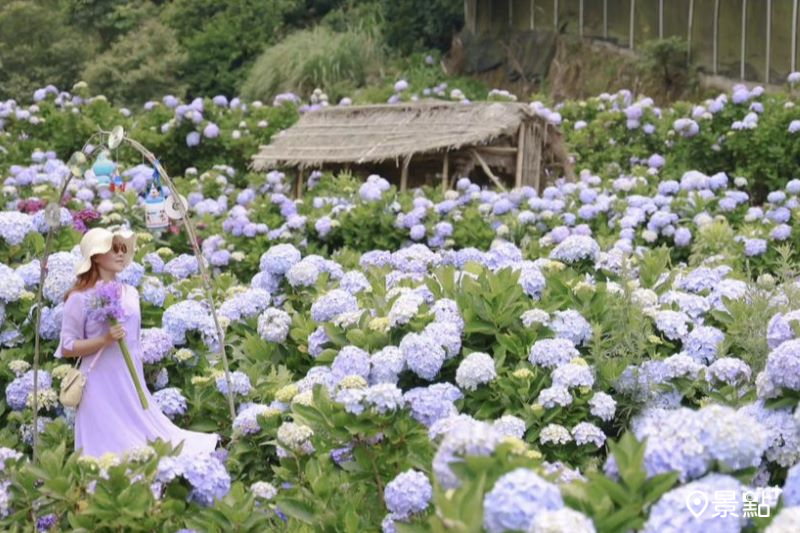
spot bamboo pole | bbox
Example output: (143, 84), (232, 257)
(470, 149), (507, 191)
(296, 168), (305, 199)
(515, 126), (525, 189)
(442, 152), (450, 193)
(400, 155), (411, 192)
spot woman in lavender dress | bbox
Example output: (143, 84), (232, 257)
(55, 227), (219, 458)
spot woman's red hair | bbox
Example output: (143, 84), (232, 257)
(63, 258), (102, 301)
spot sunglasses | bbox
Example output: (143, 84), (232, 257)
(111, 242), (128, 254)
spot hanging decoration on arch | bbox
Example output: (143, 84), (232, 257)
(145, 161), (168, 230)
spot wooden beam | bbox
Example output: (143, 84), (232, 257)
(400, 156), (411, 192)
(515, 126), (525, 189)
(470, 149), (506, 191)
(296, 168), (304, 199)
(442, 152), (450, 193)
(475, 146), (518, 155)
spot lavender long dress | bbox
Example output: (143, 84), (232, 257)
(56, 283), (219, 458)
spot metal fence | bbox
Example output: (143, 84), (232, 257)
(464, 0), (800, 84)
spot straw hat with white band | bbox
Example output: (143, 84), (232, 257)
(75, 227), (137, 276)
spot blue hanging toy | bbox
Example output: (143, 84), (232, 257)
(145, 161), (168, 230)
(92, 151), (115, 190)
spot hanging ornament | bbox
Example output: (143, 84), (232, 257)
(145, 162), (169, 230)
(109, 171), (126, 193)
(164, 193), (189, 220)
(92, 150), (116, 190)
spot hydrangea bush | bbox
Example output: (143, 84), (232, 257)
(1, 75), (800, 530)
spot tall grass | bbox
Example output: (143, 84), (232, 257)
(240, 25), (385, 103)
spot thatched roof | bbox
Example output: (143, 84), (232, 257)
(251, 101), (548, 170)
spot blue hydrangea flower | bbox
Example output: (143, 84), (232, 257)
(404, 383), (462, 427)
(765, 339), (800, 391)
(766, 310), (800, 349)
(310, 289), (358, 323)
(364, 383), (405, 413)
(528, 338), (579, 369)
(164, 254), (199, 279)
(529, 508), (596, 533)
(260, 244), (301, 275)
(155, 453), (230, 507)
(706, 358), (751, 386)
(548, 310), (592, 346)
(257, 308), (292, 343)
(455, 352), (496, 391)
(0, 265), (25, 303)
(482, 468), (563, 533)
(152, 387), (187, 419)
(215, 371), (251, 396)
(117, 262), (144, 286)
(552, 363), (594, 389)
(5, 370), (51, 411)
(369, 346), (405, 384)
(219, 288), (271, 323)
(401, 332), (445, 381)
(433, 418), (503, 489)
(683, 326), (725, 363)
(233, 404), (271, 435)
(549, 235), (600, 263)
(492, 415), (526, 439)
(331, 346), (370, 383)
(654, 310), (690, 341)
(307, 326), (329, 359)
(141, 276), (166, 307)
(738, 401), (800, 467)
(588, 392), (616, 422)
(162, 300), (219, 348)
(140, 328), (174, 364)
(286, 261), (320, 288)
(642, 474), (745, 533)
(384, 469), (432, 519)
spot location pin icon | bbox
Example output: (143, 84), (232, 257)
(685, 490), (709, 518)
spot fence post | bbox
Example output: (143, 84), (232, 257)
(509, 0), (513, 26)
(793, 0), (798, 72)
(687, 0), (694, 65)
(713, 0), (720, 75)
(766, 0), (771, 84)
(531, 0), (535, 29)
(604, 0), (608, 38)
(659, 0), (664, 39)
(630, 0), (636, 50)
(741, 0), (747, 80)
(554, 0), (558, 29)
(579, 0), (584, 37)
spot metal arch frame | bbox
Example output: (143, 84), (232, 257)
(31, 129), (237, 465)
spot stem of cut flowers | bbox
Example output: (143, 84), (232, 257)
(111, 318), (149, 409)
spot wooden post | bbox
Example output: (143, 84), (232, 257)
(470, 149), (507, 192)
(442, 152), (450, 193)
(515, 126), (525, 189)
(400, 156), (411, 192)
(296, 168), (304, 199)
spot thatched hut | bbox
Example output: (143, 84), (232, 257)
(251, 101), (572, 195)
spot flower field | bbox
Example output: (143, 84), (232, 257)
(2, 76), (800, 532)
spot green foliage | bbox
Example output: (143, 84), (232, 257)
(562, 432), (679, 533)
(166, 0), (300, 98)
(0, 0), (96, 101)
(379, 0), (463, 55)
(240, 25), (385, 103)
(636, 37), (698, 99)
(81, 18), (187, 105)
(63, 0), (157, 50)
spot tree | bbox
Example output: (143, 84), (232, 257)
(0, 0), (96, 101)
(166, 0), (301, 97)
(81, 18), (186, 105)
(379, 0), (463, 55)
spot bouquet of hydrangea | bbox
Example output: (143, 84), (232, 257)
(89, 280), (148, 409)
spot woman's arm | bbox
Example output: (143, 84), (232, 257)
(62, 333), (117, 358)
